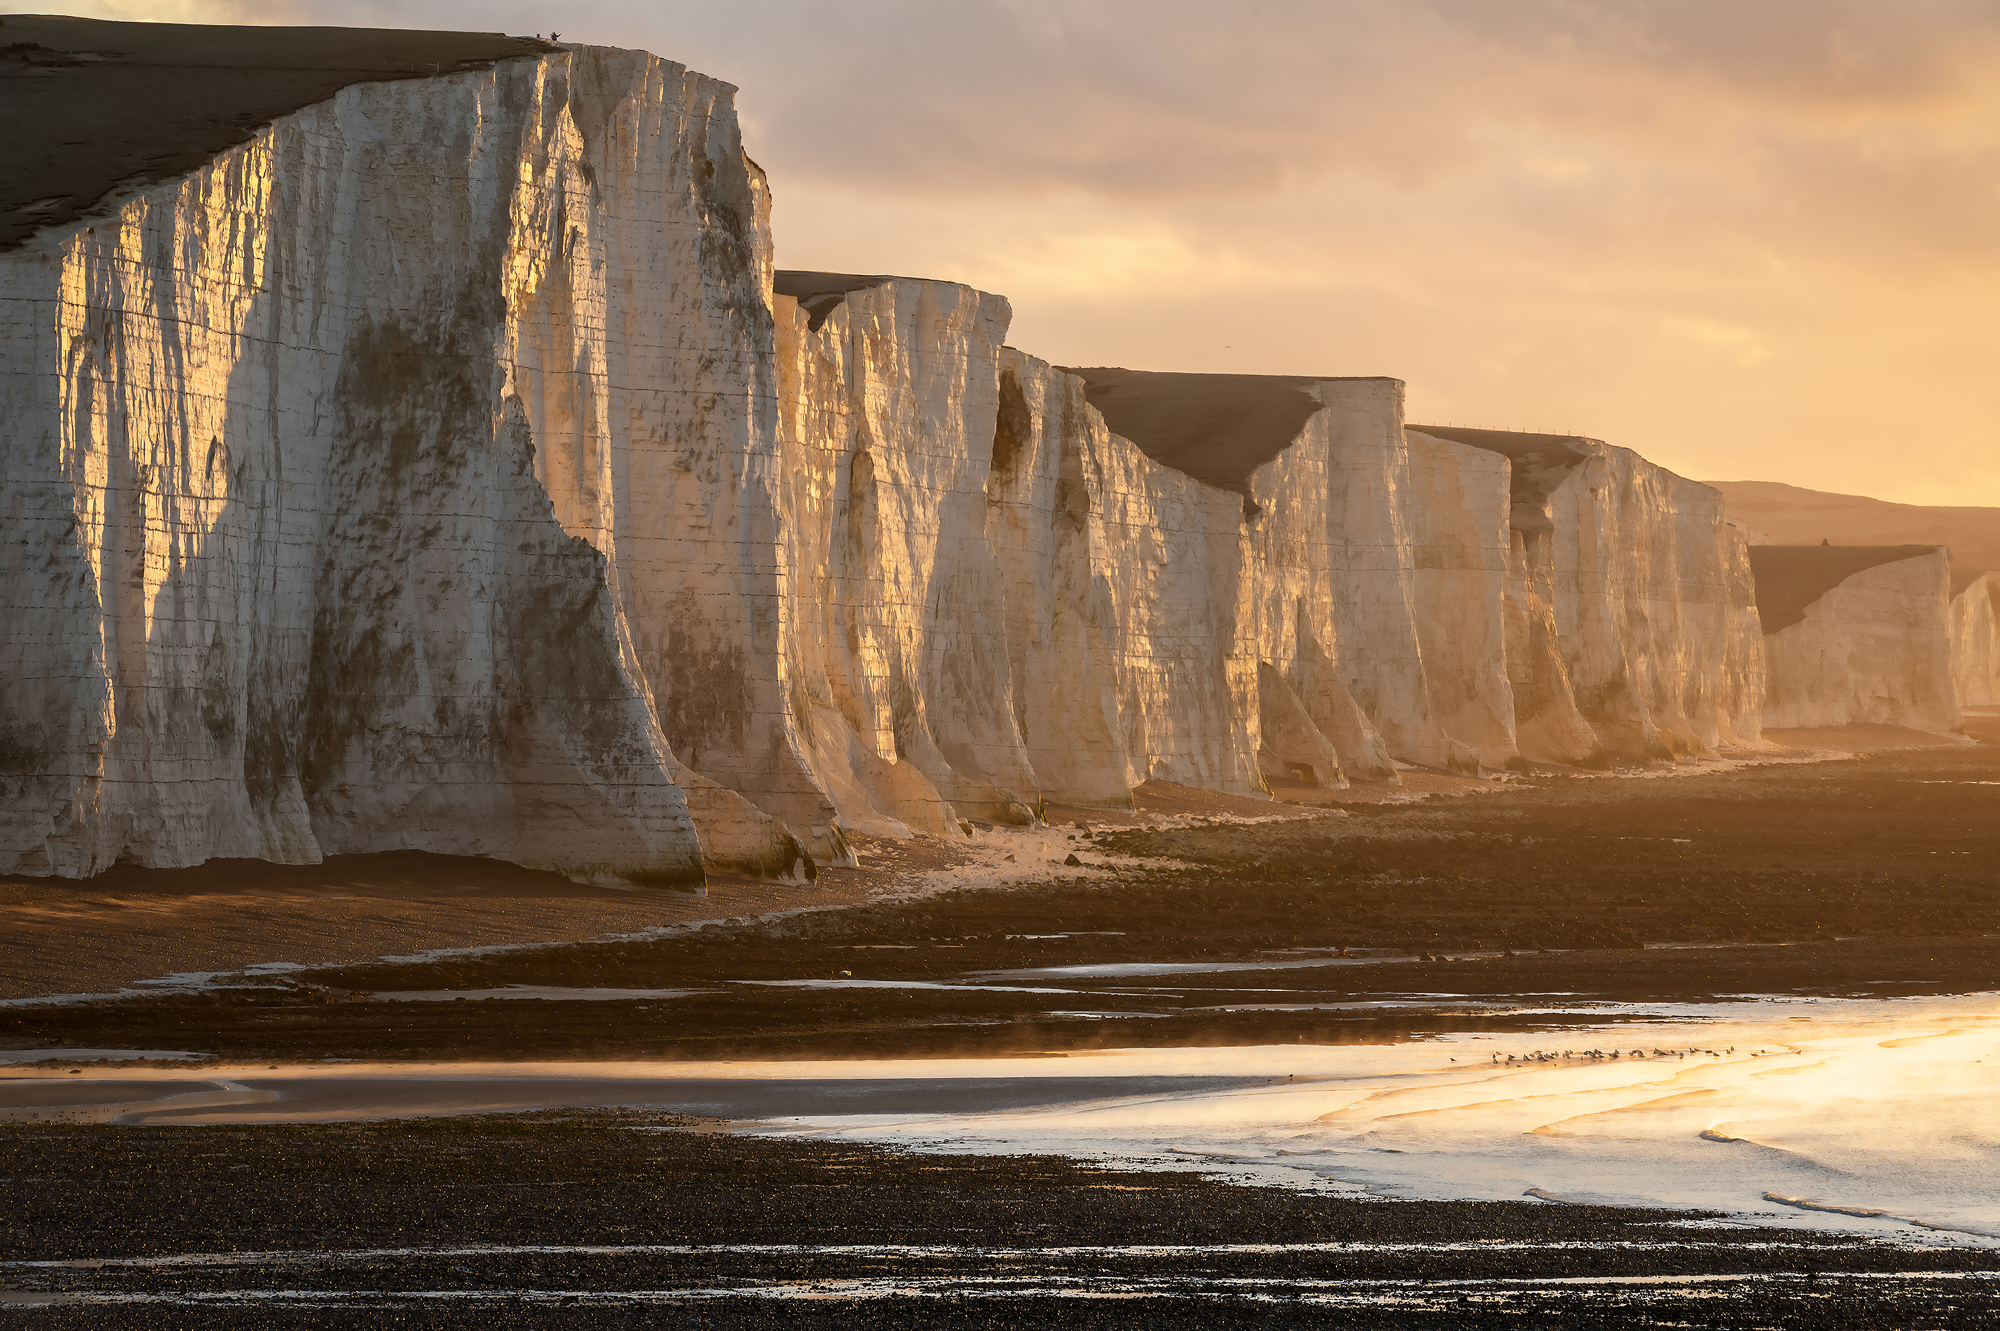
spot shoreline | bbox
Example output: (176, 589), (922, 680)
(6, 726), (1998, 1069)
(0, 722), (1982, 1005)
(4, 721), (1996, 1321)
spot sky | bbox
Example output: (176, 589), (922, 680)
(52, 0), (2000, 505)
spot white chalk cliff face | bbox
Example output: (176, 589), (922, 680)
(2, 25), (1779, 882)
(763, 318), (1767, 838)
(1410, 427), (1767, 765)
(0, 44), (807, 884)
(1949, 572), (2000, 708)
(771, 277), (1034, 842)
(992, 353), (1266, 802)
(1543, 443), (1767, 761)
(1752, 548), (1963, 734)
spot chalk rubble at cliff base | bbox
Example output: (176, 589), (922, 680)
(4, 20), (1964, 889)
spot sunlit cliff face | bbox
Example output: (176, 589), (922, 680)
(47, 0), (2000, 506)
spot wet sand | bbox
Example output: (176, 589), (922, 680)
(0, 854), (834, 1002)
(0, 1068), (1279, 1127)
(4, 991), (1995, 1244)
(0, 836), (1008, 1002)
(4, 1111), (1994, 1327)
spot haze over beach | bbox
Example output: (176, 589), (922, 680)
(2, 3), (1998, 1325)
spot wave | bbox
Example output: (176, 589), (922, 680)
(1763, 1193), (2000, 1239)
(1764, 1192), (1889, 1220)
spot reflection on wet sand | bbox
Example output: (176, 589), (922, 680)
(3, 993), (1993, 1245)
(778, 994), (2000, 1245)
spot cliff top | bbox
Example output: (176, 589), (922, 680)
(1712, 479), (1999, 594)
(1747, 544), (1946, 634)
(1409, 425), (1596, 506)
(1059, 367), (1395, 495)
(772, 280), (1372, 499)
(773, 270), (896, 330)
(1, 15), (551, 251)
(1407, 425), (1595, 465)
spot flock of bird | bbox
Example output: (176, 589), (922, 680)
(1487, 1046), (1750, 1064)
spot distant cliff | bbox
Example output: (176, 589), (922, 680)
(1714, 479), (1996, 728)
(1748, 547), (1962, 734)
(1710, 479), (2000, 595)
(1952, 573), (2000, 708)
(3, 19), (1769, 881)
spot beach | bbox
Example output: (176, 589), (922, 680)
(2, 723), (1996, 1323)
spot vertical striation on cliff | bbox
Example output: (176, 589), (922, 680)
(1000, 357), (1266, 801)
(1415, 427), (1766, 764)
(772, 274), (1033, 842)
(0, 29), (804, 884)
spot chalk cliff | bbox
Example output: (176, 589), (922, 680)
(1950, 572), (2000, 708)
(767, 327), (1765, 822)
(1530, 437), (1766, 763)
(1749, 547), (1963, 734)
(995, 357), (1267, 801)
(771, 273), (1033, 841)
(3, 18), (1777, 882)
(0, 28), (803, 883)
(1411, 428), (1765, 765)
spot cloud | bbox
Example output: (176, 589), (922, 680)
(49, 0), (288, 23)
(36, 0), (2000, 503)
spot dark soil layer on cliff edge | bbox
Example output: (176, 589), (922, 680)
(1, 15), (552, 251)
(3, 1113), (1993, 1328)
(6, 740), (1996, 1064)
(1746, 544), (1945, 631)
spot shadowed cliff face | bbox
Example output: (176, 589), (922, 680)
(1952, 572), (2000, 707)
(306, 295), (507, 819)
(1952, 575), (2000, 711)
